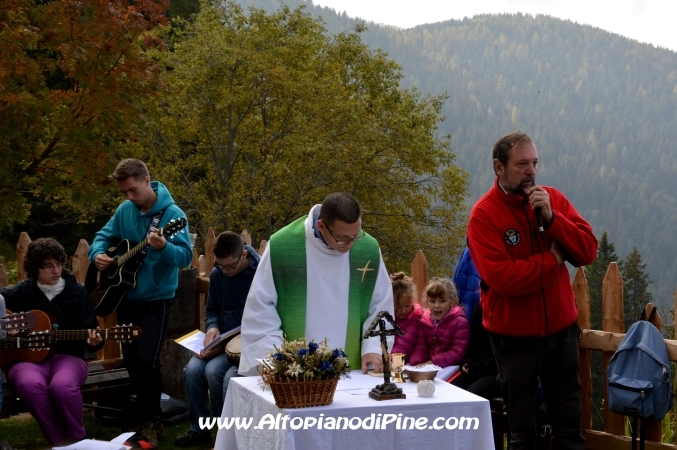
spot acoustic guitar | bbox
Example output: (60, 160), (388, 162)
(0, 309), (142, 367)
(84, 218), (187, 317)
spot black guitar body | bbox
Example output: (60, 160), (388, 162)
(85, 240), (142, 317)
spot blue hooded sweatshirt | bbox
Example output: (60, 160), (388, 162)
(88, 181), (193, 301)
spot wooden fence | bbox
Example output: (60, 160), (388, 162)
(2, 232), (677, 448)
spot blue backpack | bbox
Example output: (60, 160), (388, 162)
(607, 311), (673, 449)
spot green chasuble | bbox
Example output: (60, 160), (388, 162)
(269, 216), (380, 370)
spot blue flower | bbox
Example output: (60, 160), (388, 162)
(274, 352), (284, 361)
(298, 348), (309, 357)
(320, 361), (333, 372)
(331, 349), (346, 360)
(308, 342), (319, 355)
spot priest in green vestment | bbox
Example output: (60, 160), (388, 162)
(239, 192), (395, 376)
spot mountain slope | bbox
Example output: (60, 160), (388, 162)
(238, 0), (677, 307)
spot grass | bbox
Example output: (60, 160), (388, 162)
(0, 411), (215, 449)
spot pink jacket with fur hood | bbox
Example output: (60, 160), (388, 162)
(392, 303), (423, 361)
(409, 305), (470, 368)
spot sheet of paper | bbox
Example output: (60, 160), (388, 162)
(110, 432), (135, 445)
(53, 439), (130, 450)
(174, 329), (205, 354)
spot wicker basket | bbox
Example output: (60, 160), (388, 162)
(268, 377), (339, 408)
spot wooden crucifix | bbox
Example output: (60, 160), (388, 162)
(363, 310), (406, 400)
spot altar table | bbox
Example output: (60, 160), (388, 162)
(214, 371), (494, 450)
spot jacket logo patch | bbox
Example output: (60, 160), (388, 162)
(504, 229), (520, 246)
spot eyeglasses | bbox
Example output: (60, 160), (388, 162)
(324, 224), (365, 245)
(41, 262), (64, 270)
(214, 253), (243, 271)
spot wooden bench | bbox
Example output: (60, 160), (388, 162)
(1, 360), (132, 420)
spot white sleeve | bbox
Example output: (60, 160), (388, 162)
(360, 250), (395, 356)
(238, 245), (284, 376)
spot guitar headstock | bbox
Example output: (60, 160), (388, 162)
(1, 311), (37, 330)
(108, 325), (143, 342)
(159, 218), (187, 240)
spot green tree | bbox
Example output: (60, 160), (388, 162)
(619, 247), (653, 330)
(0, 0), (167, 231)
(146, 0), (468, 274)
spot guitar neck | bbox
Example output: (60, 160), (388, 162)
(52, 329), (114, 341)
(117, 239), (150, 266)
(116, 225), (172, 266)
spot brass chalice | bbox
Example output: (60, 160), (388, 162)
(392, 353), (406, 383)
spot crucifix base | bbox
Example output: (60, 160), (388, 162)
(369, 391), (407, 401)
(369, 382), (406, 401)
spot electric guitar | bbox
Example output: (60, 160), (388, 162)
(0, 310), (142, 367)
(85, 218), (187, 317)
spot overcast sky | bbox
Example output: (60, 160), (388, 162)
(312, 0), (677, 53)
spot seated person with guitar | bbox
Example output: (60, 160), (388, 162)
(88, 158), (192, 449)
(175, 232), (260, 447)
(0, 238), (104, 447)
(0, 293), (13, 450)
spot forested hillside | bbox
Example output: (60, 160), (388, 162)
(235, 0), (677, 308)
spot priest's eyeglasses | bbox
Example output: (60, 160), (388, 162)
(325, 224), (365, 245)
(214, 253), (243, 271)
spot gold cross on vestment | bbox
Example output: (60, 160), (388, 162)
(357, 260), (374, 282)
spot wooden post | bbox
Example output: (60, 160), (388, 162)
(71, 239), (90, 284)
(411, 250), (428, 308)
(205, 227), (216, 271)
(0, 264), (7, 288)
(602, 262), (625, 436)
(573, 267), (593, 430)
(16, 232), (31, 281)
(192, 246), (199, 270)
(198, 255), (206, 277)
(240, 229), (252, 246)
(643, 303), (663, 442)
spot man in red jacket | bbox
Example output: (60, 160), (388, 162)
(468, 131), (597, 450)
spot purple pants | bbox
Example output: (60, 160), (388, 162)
(7, 354), (88, 445)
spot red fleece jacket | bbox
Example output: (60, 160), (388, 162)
(467, 180), (597, 337)
(409, 305), (470, 367)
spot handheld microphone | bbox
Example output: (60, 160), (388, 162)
(535, 207), (544, 238)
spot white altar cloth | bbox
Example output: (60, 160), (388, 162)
(214, 371), (493, 450)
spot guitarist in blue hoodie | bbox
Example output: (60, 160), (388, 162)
(89, 159), (192, 449)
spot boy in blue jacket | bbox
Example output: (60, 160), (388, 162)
(89, 159), (192, 449)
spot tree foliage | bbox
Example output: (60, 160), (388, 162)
(619, 247), (653, 330)
(0, 0), (168, 230)
(147, 0), (468, 274)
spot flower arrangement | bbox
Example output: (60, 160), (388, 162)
(260, 338), (351, 388)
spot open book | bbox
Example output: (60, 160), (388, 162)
(175, 326), (241, 354)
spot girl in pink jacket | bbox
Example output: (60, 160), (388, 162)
(409, 277), (470, 368)
(390, 272), (422, 362)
